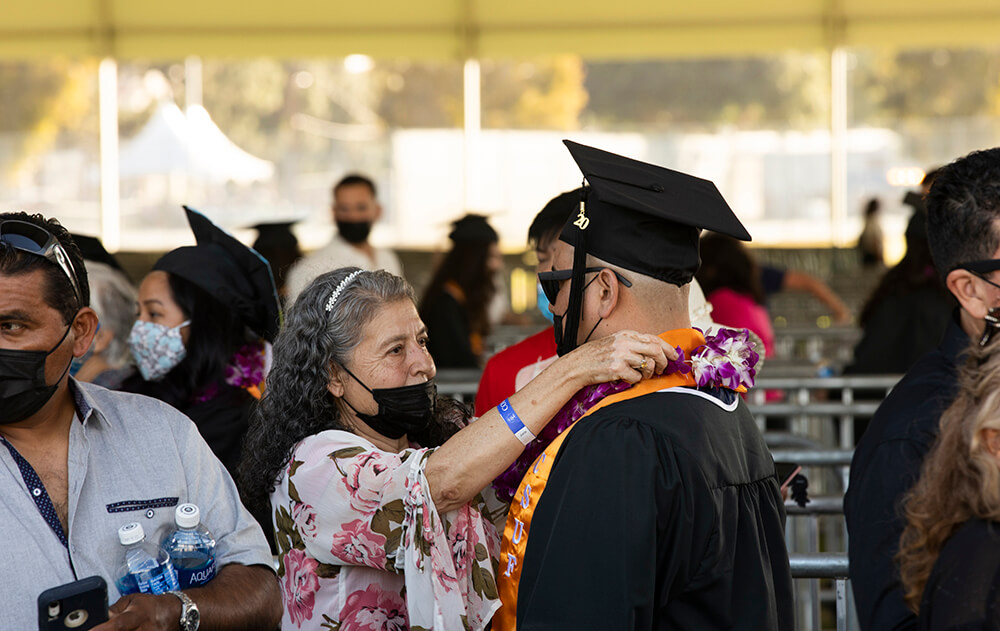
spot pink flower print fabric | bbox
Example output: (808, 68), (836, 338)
(339, 584), (408, 630)
(270, 430), (502, 631)
(281, 549), (320, 627)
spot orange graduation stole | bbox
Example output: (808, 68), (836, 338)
(493, 328), (746, 630)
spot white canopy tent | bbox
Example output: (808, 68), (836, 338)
(119, 100), (274, 183)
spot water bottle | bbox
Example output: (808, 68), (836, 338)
(161, 503), (217, 589)
(115, 522), (180, 596)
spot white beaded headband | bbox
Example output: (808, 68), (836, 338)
(325, 270), (364, 312)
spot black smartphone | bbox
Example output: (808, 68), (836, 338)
(775, 462), (802, 493)
(38, 575), (110, 631)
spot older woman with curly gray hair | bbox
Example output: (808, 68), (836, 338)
(71, 260), (137, 388)
(240, 267), (672, 631)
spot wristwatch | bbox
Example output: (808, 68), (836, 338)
(167, 590), (200, 631)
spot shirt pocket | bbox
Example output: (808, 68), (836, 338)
(105, 497), (179, 544)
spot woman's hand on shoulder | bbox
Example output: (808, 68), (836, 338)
(566, 330), (677, 387)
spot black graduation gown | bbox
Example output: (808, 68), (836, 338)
(422, 291), (479, 368)
(845, 312), (969, 631)
(515, 386), (794, 630)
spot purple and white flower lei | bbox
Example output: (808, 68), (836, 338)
(666, 328), (760, 390)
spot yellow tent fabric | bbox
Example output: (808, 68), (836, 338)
(4, 0), (1000, 60)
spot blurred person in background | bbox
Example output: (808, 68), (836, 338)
(285, 174), (402, 304)
(847, 148), (1000, 630)
(846, 209), (954, 375)
(71, 260), (138, 389)
(420, 214), (503, 369)
(473, 190), (580, 417)
(252, 221), (302, 304)
(697, 233), (776, 357)
(898, 340), (1000, 629)
(121, 207), (281, 480)
(238, 266), (672, 631)
(858, 197), (885, 267)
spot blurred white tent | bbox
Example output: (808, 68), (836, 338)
(119, 101), (274, 183)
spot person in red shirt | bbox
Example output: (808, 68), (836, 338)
(474, 190), (579, 417)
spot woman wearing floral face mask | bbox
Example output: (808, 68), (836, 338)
(238, 266), (674, 631)
(121, 207), (280, 484)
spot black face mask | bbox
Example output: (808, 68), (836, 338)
(339, 366), (436, 439)
(553, 275), (601, 357)
(0, 324), (73, 425)
(336, 220), (373, 245)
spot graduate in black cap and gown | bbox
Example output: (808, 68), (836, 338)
(420, 214), (504, 368)
(493, 141), (793, 630)
(121, 207), (281, 480)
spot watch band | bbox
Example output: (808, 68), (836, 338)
(167, 590), (200, 631)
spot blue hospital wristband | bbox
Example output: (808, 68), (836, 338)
(498, 398), (536, 445)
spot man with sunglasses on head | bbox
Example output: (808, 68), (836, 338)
(493, 142), (793, 631)
(846, 148), (1000, 631)
(0, 212), (281, 630)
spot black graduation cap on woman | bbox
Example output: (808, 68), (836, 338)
(70, 233), (130, 282)
(554, 140), (751, 357)
(153, 206), (282, 343)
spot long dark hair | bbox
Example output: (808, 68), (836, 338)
(696, 233), (766, 305)
(238, 267), (466, 516)
(126, 273), (248, 408)
(419, 242), (497, 338)
(859, 213), (952, 326)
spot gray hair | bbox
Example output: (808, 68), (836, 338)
(85, 261), (138, 368)
(239, 267), (417, 511)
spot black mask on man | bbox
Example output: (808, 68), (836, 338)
(336, 220), (373, 245)
(339, 365), (436, 439)
(0, 324), (73, 425)
(553, 274), (601, 357)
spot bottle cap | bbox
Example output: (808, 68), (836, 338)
(175, 503), (200, 529)
(118, 522), (145, 545)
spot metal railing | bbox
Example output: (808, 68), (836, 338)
(790, 554), (856, 631)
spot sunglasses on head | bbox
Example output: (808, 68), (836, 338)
(0, 219), (83, 307)
(537, 266), (633, 304)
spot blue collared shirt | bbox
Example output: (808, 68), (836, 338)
(0, 379), (273, 629)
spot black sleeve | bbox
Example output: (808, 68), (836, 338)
(845, 438), (925, 631)
(422, 294), (479, 369)
(515, 416), (687, 630)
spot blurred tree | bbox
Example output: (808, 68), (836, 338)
(0, 59), (97, 177)
(582, 54), (828, 130)
(481, 55), (588, 129)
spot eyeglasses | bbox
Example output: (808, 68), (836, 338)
(538, 266), (633, 304)
(956, 260), (1000, 346)
(956, 259), (1000, 276)
(0, 219), (83, 306)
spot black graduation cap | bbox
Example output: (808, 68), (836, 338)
(153, 206), (281, 343)
(251, 222), (300, 252)
(448, 214), (498, 243)
(554, 140), (749, 356)
(559, 140), (750, 286)
(70, 233), (130, 281)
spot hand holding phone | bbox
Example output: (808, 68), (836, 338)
(38, 575), (110, 631)
(776, 463), (802, 493)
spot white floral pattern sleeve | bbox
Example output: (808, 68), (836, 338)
(271, 429), (502, 631)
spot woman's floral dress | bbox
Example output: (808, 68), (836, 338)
(271, 430), (503, 631)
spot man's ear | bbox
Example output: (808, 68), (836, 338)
(71, 308), (99, 357)
(947, 269), (991, 319)
(327, 363), (347, 398)
(595, 269), (622, 319)
(373, 202), (383, 222)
